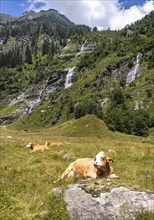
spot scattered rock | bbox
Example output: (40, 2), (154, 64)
(52, 186), (64, 196)
(108, 149), (116, 155)
(101, 98), (109, 107)
(64, 182), (154, 220)
(106, 182), (112, 186)
(59, 150), (69, 159)
(95, 179), (103, 185)
(41, 110), (46, 113)
(0, 116), (17, 125)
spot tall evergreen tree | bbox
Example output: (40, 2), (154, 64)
(0, 52), (4, 67)
(50, 40), (55, 56)
(42, 39), (49, 55)
(25, 45), (32, 64)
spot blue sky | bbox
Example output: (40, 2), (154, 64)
(0, 0), (153, 29)
(119, 0), (148, 8)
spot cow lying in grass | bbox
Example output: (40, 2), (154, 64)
(54, 151), (119, 183)
(45, 141), (63, 147)
(26, 142), (50, 152)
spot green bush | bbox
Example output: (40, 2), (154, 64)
(105, 107), (132, 134)
(149, 116), (154, 128)
(109, 87), (125, 108)
(132, 110), (149, 137)
(74, 99), (103, 120)
(105, 88), (150, 136)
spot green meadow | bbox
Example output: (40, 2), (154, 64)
(0, 115), (154, 219)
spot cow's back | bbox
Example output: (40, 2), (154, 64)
(73, 158), (95, 174)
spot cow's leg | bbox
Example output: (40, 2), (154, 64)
(87, 172), (97, 179)
(54, 162), (74, 183)
(108, 173), (119, 179)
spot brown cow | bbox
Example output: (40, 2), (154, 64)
(45, 141), (63, 147)
(26, 142), (50, 152)
(54, 151), (119, 183)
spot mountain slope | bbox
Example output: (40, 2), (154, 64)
(0, 14), (17, 23)
(0, 10), (153, 136)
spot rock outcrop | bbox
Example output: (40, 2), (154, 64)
(0, 70), (67, 125)
(64, 181), (154, 220)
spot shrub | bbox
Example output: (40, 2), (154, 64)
(74, 102), (86, 119)
(105, 88), (150, 136)
(74, 99), (103, 120)
(105, 107), (132, 134)
(109, 87), (125, 108)
(132, 110), (149, 137)
(146, 89), (152, 98)
(133, 118), (149, 136)
(149, 116), (154, 128)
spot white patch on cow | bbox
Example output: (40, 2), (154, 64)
(26, 142), (32, 148)
(93, 151), (105, 167)
(108, 173), (119, 179)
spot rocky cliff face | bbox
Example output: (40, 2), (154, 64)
(0, 69), (67, 124)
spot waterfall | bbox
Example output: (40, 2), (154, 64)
(65, 67), (76, 89)
(75, 41), (87, 57)
(126, 53), (142, 86)
(28, 78), (49, 114)
(80, 42), (86, 52)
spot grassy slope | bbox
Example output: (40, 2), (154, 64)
(0, 115), (154, 219)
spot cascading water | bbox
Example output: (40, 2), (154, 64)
(75, 41), (87, 57)
(126, 53), (142, 86)
(28, 78), (49, 114)
(80, 42), (86, 52)
(65, 66), (76, 89)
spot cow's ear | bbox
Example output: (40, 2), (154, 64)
(107, 157), (114, 163)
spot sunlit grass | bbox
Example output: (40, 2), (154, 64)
(0, 115), (154, 219)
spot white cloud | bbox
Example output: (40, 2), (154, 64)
(27, 0), (154, 30)
(97, 26), (104, 31)
(142, 0), (154, 13)
(109, 1), (154, 29)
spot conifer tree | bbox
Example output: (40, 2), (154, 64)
(25, 45), (32, 64)
(42, 39), (49, 55)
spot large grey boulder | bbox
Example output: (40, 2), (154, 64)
(64, 183), (154, 220)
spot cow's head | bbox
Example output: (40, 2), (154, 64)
(45, 142), (49, 147)
(26, 142), (32, 148)
(93, 151), (114, 168)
